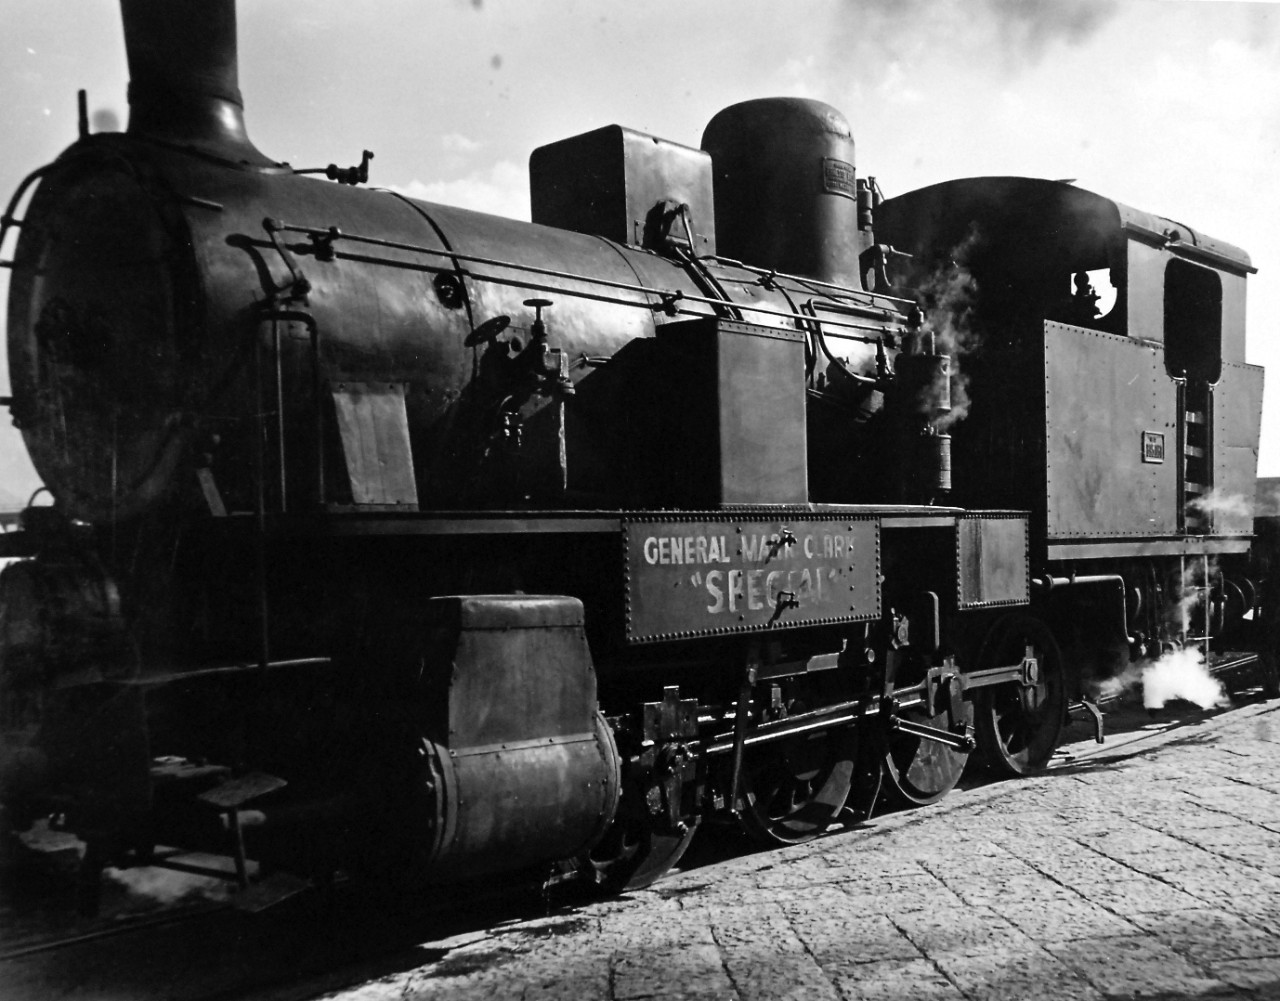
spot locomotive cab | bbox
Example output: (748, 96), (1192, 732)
(879, 178), (1266, 696)
(878, 177), (1261, 544)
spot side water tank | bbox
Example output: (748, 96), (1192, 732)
(702, 98), (860, 288)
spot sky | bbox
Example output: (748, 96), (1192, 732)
(1, 0), (1278, 508)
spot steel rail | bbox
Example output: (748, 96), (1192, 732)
(0, 902), (229, 963)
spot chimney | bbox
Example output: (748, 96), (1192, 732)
(119, 0), (271, 165)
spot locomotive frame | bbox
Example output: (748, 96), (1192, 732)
(0, 0), (1272, 909)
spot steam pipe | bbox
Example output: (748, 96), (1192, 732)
(1033, 574), (1134, 645)
(119, 0), (271, 165)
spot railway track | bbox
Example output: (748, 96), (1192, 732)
(0, 839), (564, 1001)
(0, 902), (228, 964)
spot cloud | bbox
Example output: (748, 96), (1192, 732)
(775, 56), (822, 100)
(390, 160), (530, 221)
(823, 0), (1119, 79)
(988, 0), (1118, 61)
(441, 132), (481, 154)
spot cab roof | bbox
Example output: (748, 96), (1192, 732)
(877, 176), (1254, 276)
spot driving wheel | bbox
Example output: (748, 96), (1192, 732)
(737, 725), (856, 846)
(973, 613), (1066, 776)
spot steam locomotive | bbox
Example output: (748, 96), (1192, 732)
(0, 0), (1269, 907)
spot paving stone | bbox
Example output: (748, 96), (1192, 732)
(705, 905), (840, 1001)
(613, 943), (738, 1000)
(786, 908), (924, 969)
(1208, 957), (1280, 997)
(1071, 877), (1206, 915)
(995, 896), (1143, 942)
(920, 855), (1038, 880)
(890, 907), (1036, 954)
(1045, 933), (1233, 997)
(1004, 847), (1135, 885)
(818, 853), (928, 877)
(828, 958), (966, 1000)
(1107, 848), (1235, 875)
(935, 872), (1085, 907)
(930, 945), (1107, 1000)
(1214, 893), (1280, 931)
(836, 882), (966, 915)
(1159, 867), (1280, 903)
(263, 700), (1280, 1001)
(1125, 908), (1280, 964)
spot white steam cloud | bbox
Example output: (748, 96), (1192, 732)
(1190, 488), (1253, 520)
(914, 228), (983, 430)
(104, 861), (236, 910)
(1094, 646), (1228, 711)
(1142, 647), (1229, 710)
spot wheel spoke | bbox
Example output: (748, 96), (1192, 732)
(738, 727), (856, 847)
(975, 614), (1065, 777)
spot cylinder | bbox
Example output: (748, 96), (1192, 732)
(701, 98), (860, 287)
(417, 711), (620, 880)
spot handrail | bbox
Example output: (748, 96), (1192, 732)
(266, 220), (911, 336)
(0, 164), (53, 268)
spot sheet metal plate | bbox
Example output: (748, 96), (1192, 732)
(1044, 323), (1177, 538)
(956, 514), (1030, 609)
(623, 513), (880, 644)
(1213, 361), (1264, 536)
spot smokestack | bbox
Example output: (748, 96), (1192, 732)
(119, 0), (270, 164)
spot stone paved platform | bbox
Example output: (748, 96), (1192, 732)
(304, 697), (1280, 1001)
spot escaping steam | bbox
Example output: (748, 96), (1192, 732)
(1093, 557), (1231, 710)
(914, 228), (983, 430)
(1142, 647), (1229, 710)
(1093, 647), (1228, 710)
(104, 863), (234, 910)
(1190, 488), (1253, 521)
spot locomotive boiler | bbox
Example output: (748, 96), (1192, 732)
(0, 0), (1270, 907)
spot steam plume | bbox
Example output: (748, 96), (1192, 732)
(915, 228), (982, 430)
(1190, 488), (1253, 520)
(104, 860), (236, 910)
(1141, 647), (1228, 710)
(1092, 647), (1228, 710)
